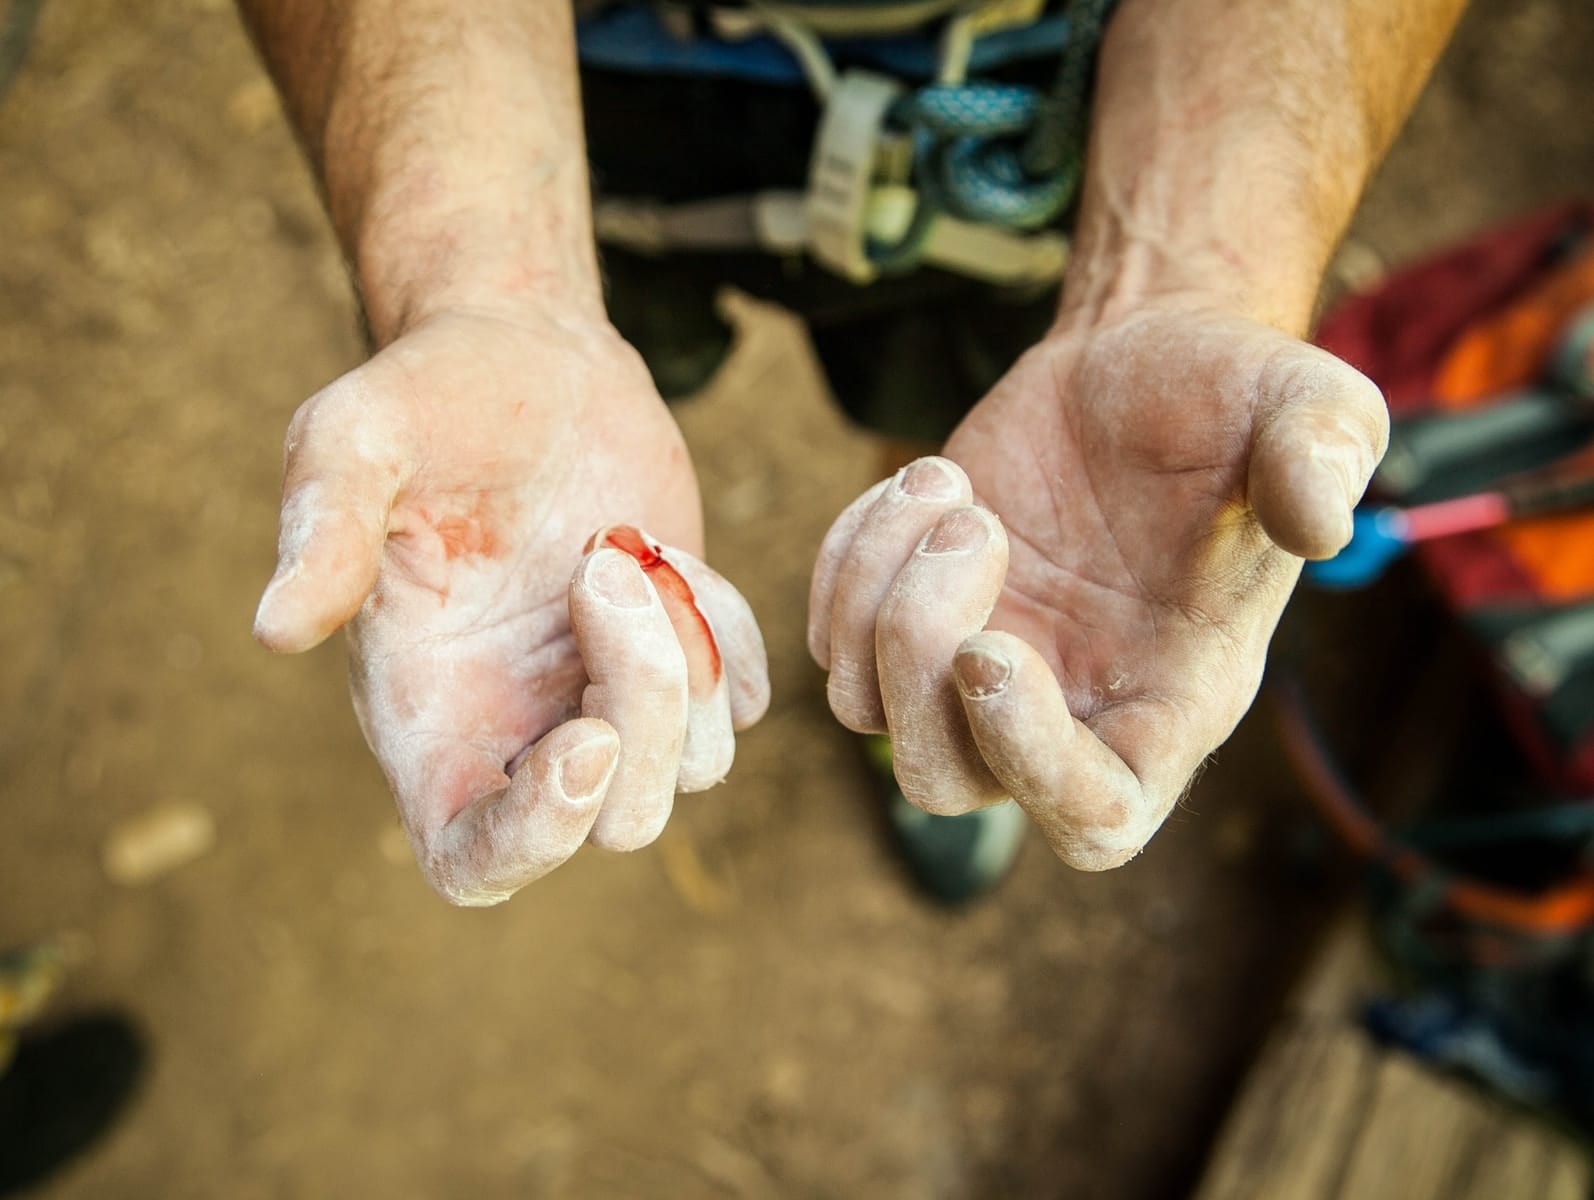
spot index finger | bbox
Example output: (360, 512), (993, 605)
(570, 548), (691, 851)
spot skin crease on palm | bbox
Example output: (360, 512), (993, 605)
(239, 0), (1464, 903)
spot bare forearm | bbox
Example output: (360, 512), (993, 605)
(238, 0), (601, 343)
(1063, 0), (1466, 336)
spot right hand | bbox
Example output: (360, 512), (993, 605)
(253, 305), (769, 906)
(808, 301), (1386, 868)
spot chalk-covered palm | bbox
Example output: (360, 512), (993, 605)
(255, 309), (768, 905)
(809, 302), (1387, 867)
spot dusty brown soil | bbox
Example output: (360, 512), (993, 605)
(2, 1), (1592, 1197)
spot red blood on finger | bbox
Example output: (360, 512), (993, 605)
(589, 525), (723, 691)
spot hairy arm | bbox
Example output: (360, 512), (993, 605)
(1066, 0), (1468, 337)
(237, 0), (601, 342)
(811, 0), (1472, 869)
(236, 2), (768, 902)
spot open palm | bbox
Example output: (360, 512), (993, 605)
(256, 309), (768, 904)
(810, 304), (1387, 867)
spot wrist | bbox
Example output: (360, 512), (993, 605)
(305, 3), (604, 346)
(1056, 0), (1382, 339)
(346, 169), (604, 346)
(1055, 199), (1330, 339)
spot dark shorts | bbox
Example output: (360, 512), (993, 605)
(583, 67), (1061, 443)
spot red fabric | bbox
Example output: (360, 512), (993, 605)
(1318, 201), (1594, 413)
(1432, 248), (1594, 409)
(1317, 203), (1594, 611)
(1315, 202), (1594, 790)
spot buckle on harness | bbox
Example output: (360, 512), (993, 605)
(806, 70), (904, 283)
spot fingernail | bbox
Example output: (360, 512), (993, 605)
(586, 548), (651, 608)
(558, 735), (618, 801)
(896, 458), (961, 502)
(921, 508), (989, 555)
(955, 647), (1011, 698)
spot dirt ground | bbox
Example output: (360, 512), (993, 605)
(3, 1), (1593, 1197)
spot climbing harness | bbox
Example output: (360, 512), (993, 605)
(583, 0), (1117, 286)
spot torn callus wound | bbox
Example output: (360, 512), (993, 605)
(588, 526), (723, 694)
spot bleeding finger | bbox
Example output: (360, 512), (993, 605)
(590, 526), (735, 791)
(570, 548), (690, 849)
(667, 551), (771, 731)
(826, 457), (973, 732)
(875, 506), (1008, 815)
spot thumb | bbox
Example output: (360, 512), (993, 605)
(253, 388), (408, 653)
(1246, 343), (1389, 561)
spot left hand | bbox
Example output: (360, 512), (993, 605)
(254, 307), (769, 905)
(808, 298), (1388, 868)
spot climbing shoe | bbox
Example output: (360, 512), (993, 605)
(865, 734), (1027, 905)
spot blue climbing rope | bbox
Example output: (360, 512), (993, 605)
(872, 0), (1118, 266)
(896, 83), (1076, 229)
(575, 0), (1119, 275)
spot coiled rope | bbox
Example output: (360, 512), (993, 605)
(875, 0), (1116, 267)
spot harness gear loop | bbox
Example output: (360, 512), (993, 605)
(584, 0), (1116, 285)
(806, 70), (907, 282)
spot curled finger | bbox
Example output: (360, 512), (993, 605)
(826, 457), (974, 732)
(876, 505), (1009, 815)
(808, 477), (890, 668)
(570, 548), (690, 849)
(668, 551), (771, 731)
(952, 631), (1198, 869)
(589, 526), (739, 792)
(412, 719), (620, 906)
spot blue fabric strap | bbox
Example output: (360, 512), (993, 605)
(577, 4), (1075, 87)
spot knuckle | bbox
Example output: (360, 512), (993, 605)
(906, 791), (983, 818)
(414, 816), (526, 908)
(589, 622), (688, 691)
(285, 376), (407, 482)
(287, 379), (357, 448)
(874, 605), (937, 668)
